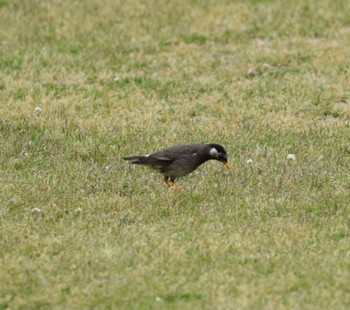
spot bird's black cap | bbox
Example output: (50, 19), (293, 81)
(207, 143), (227, 155)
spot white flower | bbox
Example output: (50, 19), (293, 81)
(155, 297), (162, 302)
(113, 76), (121, 82)
(74, 208), (82, 213)
(287, 154), (296, 160)
(24, 152), (29, 157)
(104, 165), (111, 171)
(246, 159), (253, 164)
(10, 197), (17, 204)
(31, 208), (42, 213)
(247, 68), (256, 77)
(34, 106), (42, 115)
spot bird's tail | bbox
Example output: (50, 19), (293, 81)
(122, 156), (147, 164)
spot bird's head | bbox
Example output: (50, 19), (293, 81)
(207, 144), (232, 169)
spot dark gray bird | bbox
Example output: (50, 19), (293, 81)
(123, 143), (232, 187)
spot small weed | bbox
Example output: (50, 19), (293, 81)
(164, 293), (202, 303)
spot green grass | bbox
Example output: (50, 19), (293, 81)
(1, 0), (350, 309)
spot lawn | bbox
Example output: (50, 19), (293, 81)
(1, 0), (350, 309)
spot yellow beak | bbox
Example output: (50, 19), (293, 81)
(225, 162), (232, 170)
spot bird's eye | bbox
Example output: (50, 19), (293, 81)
(220, 153), (227, 160)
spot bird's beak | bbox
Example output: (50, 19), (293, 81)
(225, 162), (232, 170)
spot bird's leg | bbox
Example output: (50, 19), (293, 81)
(169, 176), (177, 189)
(163, 176), (173, 188)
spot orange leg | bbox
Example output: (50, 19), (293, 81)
(163, 176), (175, 188)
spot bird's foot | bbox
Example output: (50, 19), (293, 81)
(164, 177), (173, 188)
(163, 176), (180, 190)
(169, 182), (179, 190)
(166, 181), (176, 188)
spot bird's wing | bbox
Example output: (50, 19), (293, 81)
(131, 155), (173, 173)
(123, 155), (173, 165)
(153, 144), (205, 159)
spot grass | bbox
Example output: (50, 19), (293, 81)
(1, 0), (350, 309)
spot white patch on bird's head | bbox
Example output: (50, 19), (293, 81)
(209, 147), (219, 158)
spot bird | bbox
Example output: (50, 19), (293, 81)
(123, 143), (232, 188)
